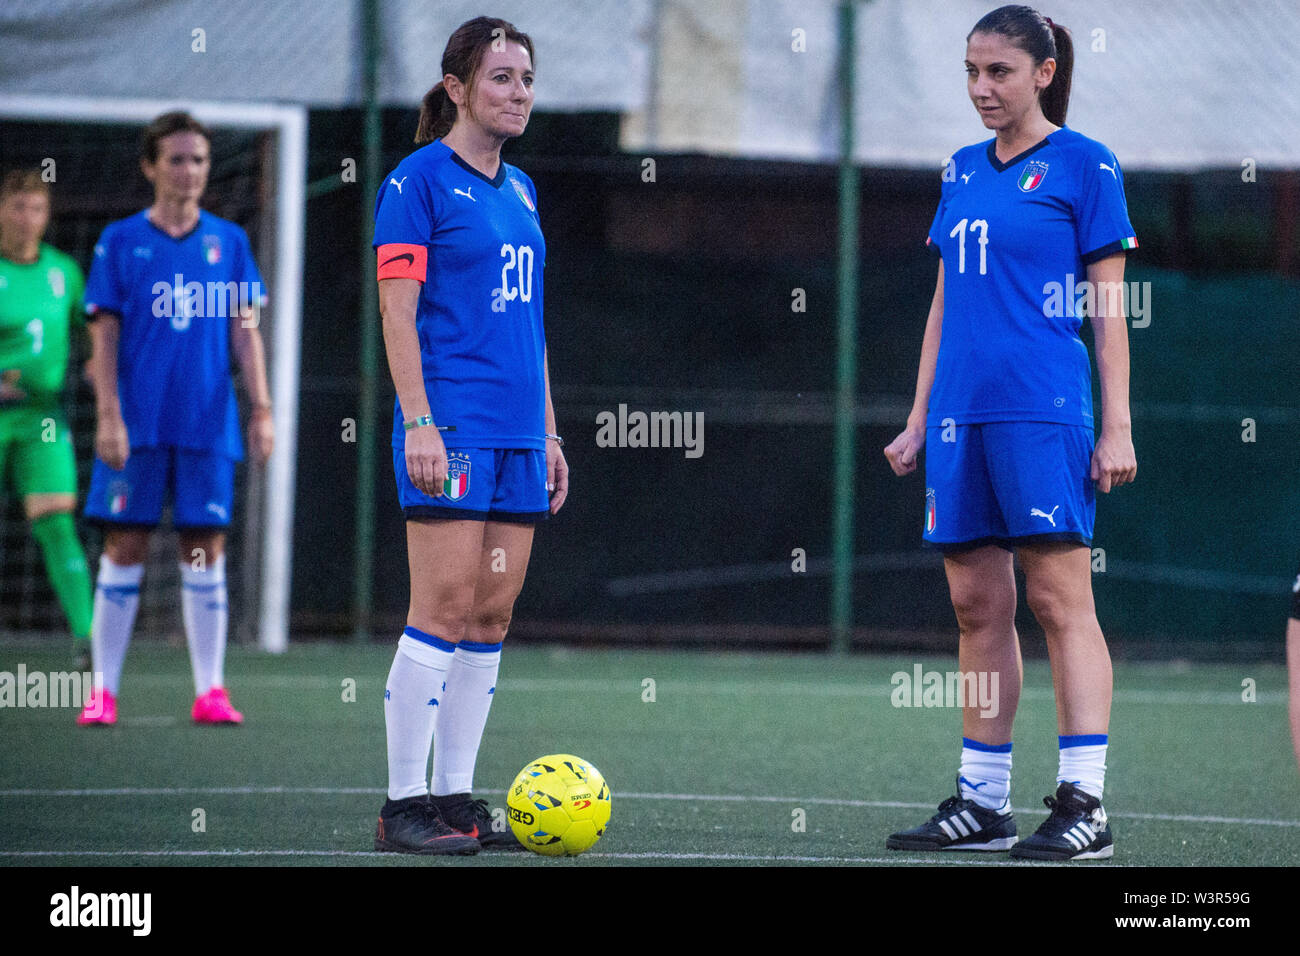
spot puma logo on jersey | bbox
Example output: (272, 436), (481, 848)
(1030, 505), (1060, 527)
(453, 187), (476, 202)
(389, 176), (407, 194)
(961, 171), (975, 184)
(1099, 162), (1117, 179)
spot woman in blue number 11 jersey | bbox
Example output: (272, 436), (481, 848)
(371, 16), (568, 855)
(884, 5), (1137, 861)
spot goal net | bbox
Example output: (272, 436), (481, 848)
(0, 95), (304, 652)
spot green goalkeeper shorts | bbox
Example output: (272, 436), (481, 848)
(0, 403), (79, 498)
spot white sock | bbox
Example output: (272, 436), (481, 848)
(385, 628), (455, 801)
(181, 553), (227, 696)
(91, 555), (143, 695)
(430, 640), (502, 796)
(1058, 734), (1108, 799)
(958, 737), (1013, 811)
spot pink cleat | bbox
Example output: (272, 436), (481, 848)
(77, 688), (117, 725)
(192, 687), (244, 725)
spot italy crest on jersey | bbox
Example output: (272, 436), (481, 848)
(510, 177), (535, 212)
(443, 452), (471, 500)
(1018, 161), (1049, 192)
(925, 487), (937, 533)
(203, 234), (222, 264)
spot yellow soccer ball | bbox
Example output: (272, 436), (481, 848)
(506, 754), (612, 856)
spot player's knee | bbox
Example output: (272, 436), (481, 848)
(1024, 579), (1085, 634)
(468, 607), (512, 645)
(104, 531), (149, 566)
(949, 584), (1014, 635)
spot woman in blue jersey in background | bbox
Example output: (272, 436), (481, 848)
(371, 16), (567, 855)
(883, 6), (1136, 860)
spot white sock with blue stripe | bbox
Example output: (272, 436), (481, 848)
(180, 554), (227, 696)
(958, 737), (1013, 811)
(384, 627), (455, 801)
(1058, 734), (1108, 799)
(91, 555), (143, 695)
(431, 639), (502, 796)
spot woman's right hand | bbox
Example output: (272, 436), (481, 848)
(884, 423), (926, 476)
(406, 423), (448, 497)
(96, 411), (130, 471)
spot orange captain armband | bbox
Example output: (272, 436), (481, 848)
(376, 243), (428, 281)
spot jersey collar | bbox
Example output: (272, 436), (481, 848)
(143, 208), (205, 242)
(448, 149), (508, 188)
(986, 130), (1056, 173)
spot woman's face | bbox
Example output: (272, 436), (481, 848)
(142, 131), (210, 206)
(965, 30), (1055, 131)
(454, 42), (535, 140)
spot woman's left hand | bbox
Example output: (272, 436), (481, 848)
(547, 441), (568, 514)
(248, 406), (275, 465)
(1091, 427), (1135, 493)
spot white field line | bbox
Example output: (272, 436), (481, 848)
(0, 786), (1295, 829)
(86, 675), (1286, 707)
(0, 848), (1120, 865)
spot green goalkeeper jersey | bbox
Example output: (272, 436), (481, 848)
(0, 243), (85, 404)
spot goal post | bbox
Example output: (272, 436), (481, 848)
(0, 93), (305, 653)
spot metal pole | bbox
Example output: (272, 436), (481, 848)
(831, 0), (860, 654)
(354, 0), (382, 642)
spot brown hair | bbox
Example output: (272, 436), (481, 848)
(969, 5), (1073, 126)
(0, 169), (51, 201)
(140, 110), (212, 163)
(414, 16), (535, 144)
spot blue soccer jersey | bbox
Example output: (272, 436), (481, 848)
(926, 126), (1137, 428)
(373, 139), (547, 451)
(84, 210), (265, 459)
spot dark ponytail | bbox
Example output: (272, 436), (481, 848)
(414, 16), (536, 145)
(414, 83), (457, 144)
(969, 6), (1073, 126)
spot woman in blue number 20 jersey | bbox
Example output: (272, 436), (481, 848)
(884, 5), (1137, 861)
(371, 16), (568, 855)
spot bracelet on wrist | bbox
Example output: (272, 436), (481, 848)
(403, 414), (435, 431)
(545, 433), (563, 447)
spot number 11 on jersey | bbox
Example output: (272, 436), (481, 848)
(949, 218), (989, 275)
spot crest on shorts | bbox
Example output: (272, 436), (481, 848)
(510, 177), (535, 212)
(925, 487), (937, 534)
(1018, 161), (1049, 192)
(203, 234), (222, 264)
(107, 479), (130, 515)
(443, 452), (470, 501)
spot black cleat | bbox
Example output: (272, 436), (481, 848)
(73, 641), (92, 674)
(432, 792), (526, 850)
(374, 795), (481, 855)
(887, 779), (1018, 851)
(1009, 782), (1113, 861)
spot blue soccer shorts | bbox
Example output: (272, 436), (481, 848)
(922, 421), (1095, 552)
(394, 445), (549, 523)
(85, 446), (236, 530)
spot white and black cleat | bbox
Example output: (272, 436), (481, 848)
(1009, 781), (1114, 861)
(887, 779), (1018, 851)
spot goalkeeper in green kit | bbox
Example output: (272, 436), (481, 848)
(0, 169), (94, 665)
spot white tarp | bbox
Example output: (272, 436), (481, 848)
(2, 0), (1297, 169)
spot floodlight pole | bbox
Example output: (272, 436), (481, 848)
(831, 0), (860, 654)
(353, 0), (382, 642)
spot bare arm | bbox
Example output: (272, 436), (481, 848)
(379, 277), (445, 496)
(542, 347), (568, 513)
(907, 261), (945, 432)
(230, 308), (273, 463)
(1289, 617), (1300, 776)
(88, 313), (128, 469)
(884, 261), (944, 476)
(1086, 253), (1136, 492)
